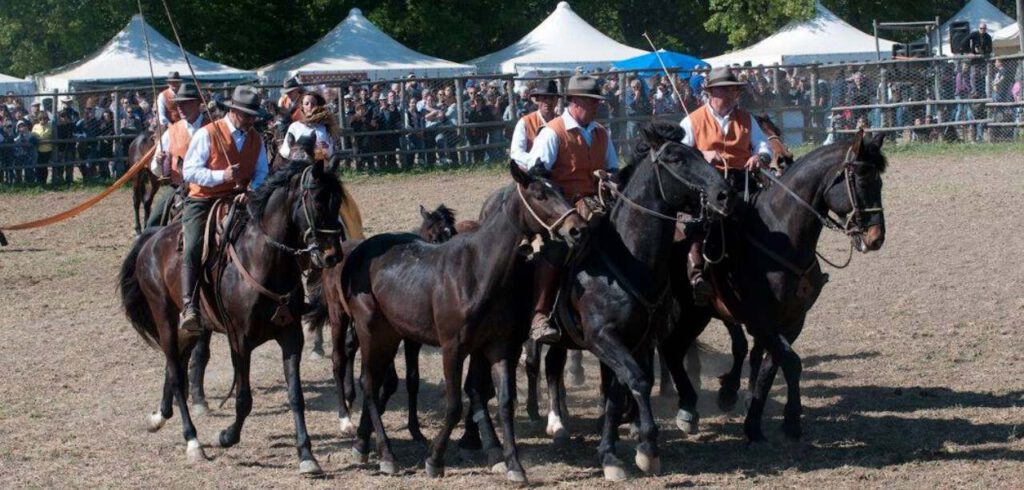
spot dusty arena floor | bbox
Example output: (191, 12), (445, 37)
(1, 149), (1022, 488)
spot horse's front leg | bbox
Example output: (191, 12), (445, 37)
(522, 339), (542, 421)
(744, 334), (778, 443)
(216, 342), (252, 450)
(188, 329), (212, 415)
(663, 328), (701, 435)
(425, 343), (465, 478)
(403, 340), (427, 445)
(543, 344), (569, 442)
(717, 321), (747, 411)
(277, 325), (323, 476)
(487, 344), (528, 483)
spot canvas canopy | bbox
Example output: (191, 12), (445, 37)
(467, 2), (647, 74)
(704, 2), (896, 66)
(36, 15), (254, 92)
(992, 23), (1021, 54)
(259, 8), (473, 83)
(931, 0), (1015, 53)
(612, 50), (710, 74)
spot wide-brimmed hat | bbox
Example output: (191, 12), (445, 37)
(172, 82), (200, 102)
(282, 77), (304, 93)
(704, 66), (747, 89)
(166, 71), (182, 83)
(223, 85), (261, 115)
(530, 80), (559, 98)
(564, 75), (604, 100)
(60, 95), (74, 103)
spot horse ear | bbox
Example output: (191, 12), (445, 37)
(850, 129), (865, 158)
(510, 160), (533, 186)
(419, 204), (430, 219)
(326, 153), (341, 174)
(872, 132), (886, 149)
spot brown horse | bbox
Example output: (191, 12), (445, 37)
(336, 163), (586, 482)
(118, 157), (345, 474)
(128, 130), (159, 234)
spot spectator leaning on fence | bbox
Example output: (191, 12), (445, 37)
(964, 22), (992, 57)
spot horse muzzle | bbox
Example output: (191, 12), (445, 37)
(854, 224), (885, 252)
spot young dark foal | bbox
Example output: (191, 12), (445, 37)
(662, 131), (887, 442)
(338, 163), (586, 482)
(129, 130), (159, 234)
(118, 158), (345, 474)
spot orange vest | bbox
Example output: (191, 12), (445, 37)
(188, 119), (260, 198)
(547, 115), (608, 200)
(166, 118), (207, 185)
(521, 111), (546, 152)
(691, 105), (752, 171)
(278, 94), (303, 122)
(161, 88), (180, 124)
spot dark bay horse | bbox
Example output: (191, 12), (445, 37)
(128, 130), (159, 234)
(336, 162), (586, 482)
(118, 158), (345, 474)
(662, 131), (887, 443)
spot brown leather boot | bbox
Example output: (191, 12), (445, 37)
(179, 263), (204, 333)
(530, 259), (561, 343)
(687, 239), (713, 306)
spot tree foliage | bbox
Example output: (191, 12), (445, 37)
(0, 0), (1019, 78)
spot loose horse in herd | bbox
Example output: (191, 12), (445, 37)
(118, 120), (887, 482)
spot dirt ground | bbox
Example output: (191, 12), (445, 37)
(1, 151), (1022, 489)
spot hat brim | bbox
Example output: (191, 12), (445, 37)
(166, 78), (183, 83)
(705, 81), (747, 89)
(530, 91), (559, 98)
(223, 101), (261, 115)
(565, 91), (605, 100)
(172, 96), (198, 102)
(283, 86), (303, 93)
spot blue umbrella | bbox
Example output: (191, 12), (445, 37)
(612, 49), (709, 74)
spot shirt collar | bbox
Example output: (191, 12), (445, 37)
(707, 104), (735, 120)
(188, 113), (205, 130)
(223, 114), (240, 134)
(562, 111), (595, 133)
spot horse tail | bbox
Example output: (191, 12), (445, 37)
(304, 268), (327, 334)
(118, 227), (161, 350)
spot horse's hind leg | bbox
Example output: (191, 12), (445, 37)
(132, 175), (145, 234)
(744, 334), (778, 443)
(425, 343), (466, 478)
(664, 328), (701, 435)
(543, 345), (569, 442)
(309, 323), (325, 360)
(717, 321), (747, 411)
(461, 354), (503, 471)
(344, 325), (358, 410)
(657, 346), (675, 396)
(772, 331), (803, 441)
(188, 330), (212, 415)
(486, 344), (528, 483)
(147, 364), (175, 433)
(217, 345), (253, 449)
(596, 364), (627, 481)
(354, 332), (400, 475)
(330, 310), (355, 435)
(522, 339), (542, 421)
(276, 326), (323, 476)
(403, 340), (427, 445)
(567, 348), (585, 387)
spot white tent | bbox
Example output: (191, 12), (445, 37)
(259, 8), (473, 83)
(467, 1), (647, 74)
(992, 23), (1021, 54)
(704, 2), (896, 66)
(931, 0), (1015, 53)
(36, 15), (254, 92)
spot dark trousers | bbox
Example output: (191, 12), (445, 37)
(181, 197), (213, 289)
(146, 187), (178, 228)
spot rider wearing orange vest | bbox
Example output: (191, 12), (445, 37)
(522, 74), (618, 343)
(157, 71), (183, 127)
(678, 66), (772, 304)
(146, 82), (208, 228)
(509, 80), (559, 167)
(178, 86), (269, 333)
(277, 77), (305, 123)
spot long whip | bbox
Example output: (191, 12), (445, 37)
(642, 32), (691, 117)
(135, 1), (164, 156)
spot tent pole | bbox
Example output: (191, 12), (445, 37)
(874, 20), (881, 60)
(1017, 0), (1024, 55)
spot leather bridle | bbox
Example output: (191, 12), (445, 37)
(516, 182), (579, 242)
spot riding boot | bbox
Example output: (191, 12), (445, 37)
(530, 258), (561, 343)
(688, 239), (713, 306)
(179, 262), (204, 333)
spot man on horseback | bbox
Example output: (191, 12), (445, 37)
(678, 66), (772, 304)
(157, 71), (183, 127)
(178, 86), (269, 333)
(509, 80), (559, 167)
(523, 74), (618, 343)
(146, 83), (208, 228)
(277, 77), (305, 123)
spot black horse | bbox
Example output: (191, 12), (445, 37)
(118, 156), (345, 474)
(662, 130), (887, 442)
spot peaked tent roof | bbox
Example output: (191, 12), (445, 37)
(467, 2), (647, 74)
(992, 22), (1020, 51)
(705, 2), (896, 67)
(36, 15), (254, 91)
(259, 8), (473, 83)
(931, 0), (1015, 53)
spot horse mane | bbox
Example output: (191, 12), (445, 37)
(623, 120), (685, 186)
(434, 204), (457, 226)
(792, 137), (888, 174)
(247, 159), (344, 223)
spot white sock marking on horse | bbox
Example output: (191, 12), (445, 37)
(147, 411), (167, 431)
(546, 411), (565, 437)
(339, 416), (354, 435)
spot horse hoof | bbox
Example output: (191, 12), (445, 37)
(338, 416), (355, 436)
(191, 402), (210, 417)
(507, 469), (528, 484)
(309, 349), (325, 361)
(351, 446), (370, 464)
(379, 460), (398, 475)
(299, 459), (323, 476)
(214, 430), (235, 448)
(627, 423), (640, 440)
(603, 464), (627, 482)
(635, 452), (661, 475)
(146, 412), (167, 433)
(424, 460), (444, 478)
(490, 461), (508, 474)
(546, 413), (569, 442)
(186, 439), (207, 464)
(675, 409), (699, 435)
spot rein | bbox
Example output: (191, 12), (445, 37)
(516, 183), (579, 241)
(258, 165), (344, 257)
(603, 141), (709, 223)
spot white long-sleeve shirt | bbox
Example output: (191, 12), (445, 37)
(679, 105), (771, 157)
(149, 114), (205, 174)
(509, 112), (549, 167)
(524, 111), (618, 172)
(278, 121), (333, 160)
(157, 90), (174, 126)
(182, 116), (268, 190)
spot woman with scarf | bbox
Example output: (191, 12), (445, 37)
(278, 91), (339, 161)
